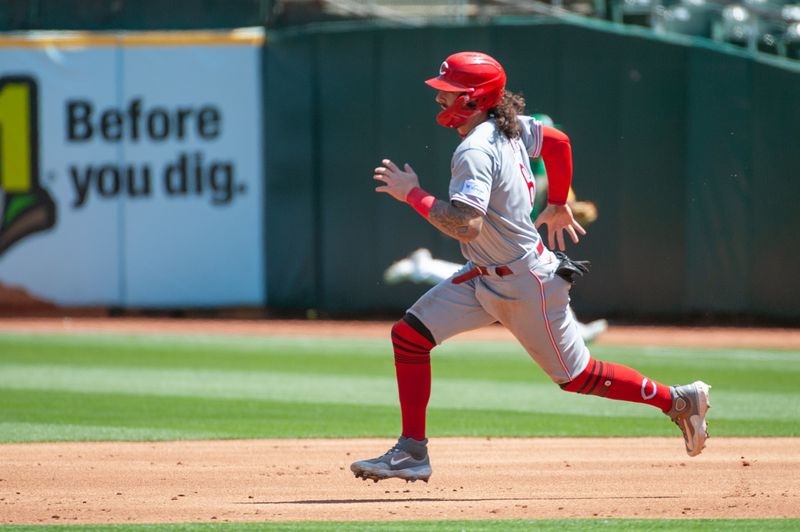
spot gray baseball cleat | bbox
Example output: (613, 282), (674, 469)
(667, 381), (711, 457)
(351, 436), (432, 483)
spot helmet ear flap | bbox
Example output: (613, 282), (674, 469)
(472, 85), (504, 112)
(436, 94), (477, 128)
(455, 94), (471, 107)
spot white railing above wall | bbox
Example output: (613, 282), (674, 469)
(268, 0), (800, 59)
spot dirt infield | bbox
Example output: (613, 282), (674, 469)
(3, 438), (799, 524)
(1, 318), (799, 524)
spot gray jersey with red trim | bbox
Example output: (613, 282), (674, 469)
(408, 114), (589, 383)
(449, 115), (543, 266)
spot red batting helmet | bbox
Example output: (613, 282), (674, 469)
(425, 51), (506, 128)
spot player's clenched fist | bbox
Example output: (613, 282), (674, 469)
(374, 159), (420, 202)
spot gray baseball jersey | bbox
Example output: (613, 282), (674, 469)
(408, 116), (590, 383)
(449, 115), (544, 266)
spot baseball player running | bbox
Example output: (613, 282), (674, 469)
(351, 52), (710, 483)
(381, 113), (607, 343)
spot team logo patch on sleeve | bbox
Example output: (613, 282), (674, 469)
(460, 180), (489, 199)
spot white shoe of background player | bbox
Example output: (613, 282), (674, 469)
(384, 249), (432, 284)
(384, 249), (461, 285)
(576, 318), (608, 343)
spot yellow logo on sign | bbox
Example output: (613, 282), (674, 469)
(0, 76), (56, 256)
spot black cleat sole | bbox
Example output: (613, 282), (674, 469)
(352, 471), (430, 483)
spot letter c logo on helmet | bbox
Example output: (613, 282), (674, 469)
(425, 51), (506, 129)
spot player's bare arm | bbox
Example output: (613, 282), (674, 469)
(374, 158), (483, 243)
(428, 201), (483, 242)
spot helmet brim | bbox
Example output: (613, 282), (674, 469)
(424, 76), (469, 92)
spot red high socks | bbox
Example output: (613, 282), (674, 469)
(561, 357), (673, 412)
(391, 319), (435, 440)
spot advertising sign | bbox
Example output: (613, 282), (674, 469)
(0, 30), (265, 307)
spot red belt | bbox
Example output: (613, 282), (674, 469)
(452, 242), (545, 284)
(452, 264), (514, 284)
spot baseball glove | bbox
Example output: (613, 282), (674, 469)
(554, 251), (590, 284)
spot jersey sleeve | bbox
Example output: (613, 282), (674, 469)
(449, 148), (494, 215)
(518, 115), (544, 159)
(540, 126), (573, 205)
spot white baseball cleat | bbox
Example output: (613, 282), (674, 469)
(667, 381), (711, 457)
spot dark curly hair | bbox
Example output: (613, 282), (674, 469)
(489, 90), (526, 139)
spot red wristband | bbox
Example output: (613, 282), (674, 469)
(406, 187), (436, 218)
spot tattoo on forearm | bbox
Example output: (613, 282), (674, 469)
(429, 201), (482, 241)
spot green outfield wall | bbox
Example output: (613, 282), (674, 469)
(263, 19), (800, 320)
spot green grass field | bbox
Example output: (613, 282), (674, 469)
(1, 332), (798, 442)
(1, 330), (798, 530)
